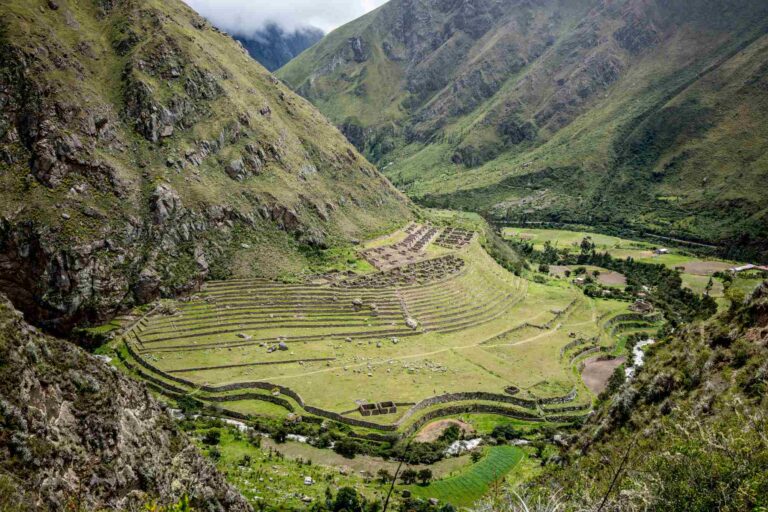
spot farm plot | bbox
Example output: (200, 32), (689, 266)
(120, 227), (633, 432)
(406, 445), (525, 507)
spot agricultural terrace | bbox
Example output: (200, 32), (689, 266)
(119, 223), (643, 433)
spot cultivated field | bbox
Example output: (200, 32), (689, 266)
(502, 227), (758, 300)
(118, 223), (646, 434)
(407, 446), (525, 507)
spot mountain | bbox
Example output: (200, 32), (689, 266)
(523, 280), (768, 511)
(0, 0), (412, 333)
(278, 0), (768, 261)
(0, 293), (251, 511)
(234, 24), (324, 71)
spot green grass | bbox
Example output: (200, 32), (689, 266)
(502, 228), (649, 253)
(406, 445), (525, 508)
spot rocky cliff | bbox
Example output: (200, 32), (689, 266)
(0, 0), (412, 333)
(0, 293), (251, 511)
(234, 24), (323, 71)
(278, 0), (768, 261)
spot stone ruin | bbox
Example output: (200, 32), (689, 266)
(360, 223), (440, 270)
(335, 255), (465, 289)
(434, 227), (475, 249)
(358, 401), (398, 416)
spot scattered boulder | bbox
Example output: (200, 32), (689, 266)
(405, 317), (418, 330)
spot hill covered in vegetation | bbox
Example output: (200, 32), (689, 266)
(278, 0), (768, 261)
(0, 0), (412, 333)
(485, 279), (768, 511)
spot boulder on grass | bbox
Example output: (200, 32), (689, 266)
(405, 317), (418, 330)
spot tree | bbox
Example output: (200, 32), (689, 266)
(400, 468), (418, 485)
(333, 487), (361, 512)
(333, 438), (360, 459)
(417, 469), (433, 485)
(438, 424), (462, 444)
(203, 429), (220, 445)
(376, 468), (392, 484)
(272, 427), (287, 444)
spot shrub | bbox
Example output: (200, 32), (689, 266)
(202, 429), (220, 446)
(400, 468), (418, 485)
(333, 487), (361, 512)
(377, 469), (393, 484)
(491, 424), (522, 441)
(438, 425), (462, 444)
(333, 438), (360, 459)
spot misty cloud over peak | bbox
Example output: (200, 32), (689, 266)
(182, 0), (388, 35)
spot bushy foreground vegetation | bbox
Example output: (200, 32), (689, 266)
(482, 281), (768, 511)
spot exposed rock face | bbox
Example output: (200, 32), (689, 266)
(0, 0), (412, 333)
(0, 294), (252, 511)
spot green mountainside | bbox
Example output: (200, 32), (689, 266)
(521, 280), (768, 511)
(278, 0), (768, 261)
(0, 0), (412, 333)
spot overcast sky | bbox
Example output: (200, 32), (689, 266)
(182, 0), (387, 35)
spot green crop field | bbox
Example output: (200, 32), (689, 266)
(406, 446), (525, 507)
(116, 223), (645, 437)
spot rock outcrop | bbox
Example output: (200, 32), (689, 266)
(0, 294), (252, 511)
(0, 0), (412, 333)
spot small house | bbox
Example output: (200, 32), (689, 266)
(654, 248), (670, 255)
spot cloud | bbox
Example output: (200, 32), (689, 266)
(182, 0), (388, 35)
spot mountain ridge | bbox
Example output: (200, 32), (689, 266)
(278, 0), (768, 261)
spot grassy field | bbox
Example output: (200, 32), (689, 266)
(502, 227), (760, 303)
(115, 223), (643, 443)
(406, 446), (525, 508)
(124, 227), (616, 416)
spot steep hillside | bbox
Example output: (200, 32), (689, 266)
(523, 280), (768, 511)
(0, 0), (412, 333)
(234, 24), (324, 71)
(0, 293), (251, 511)
(278, 0), (768, 261)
